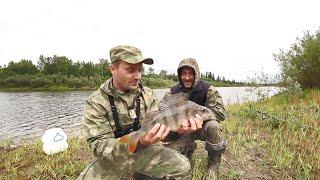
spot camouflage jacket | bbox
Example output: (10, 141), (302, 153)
(82, 78), (158, 161)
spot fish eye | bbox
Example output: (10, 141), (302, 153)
(202, 109), (206, 112)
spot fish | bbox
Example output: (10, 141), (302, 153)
(119, 92), (212, 153)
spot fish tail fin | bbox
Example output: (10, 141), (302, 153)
(128, 133), (140, 154)
(119, 131), (141, 154)
(119, 134), (131, 144)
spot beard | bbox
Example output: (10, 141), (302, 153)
(183, 81), (193, 87)
(129, 84), (139, 90)
(127, 80), (140, 91)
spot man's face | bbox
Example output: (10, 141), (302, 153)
(180, 66), (195, 89)
(109, 60), (143, 92)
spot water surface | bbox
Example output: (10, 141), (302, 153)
(0, 87), (280, 143)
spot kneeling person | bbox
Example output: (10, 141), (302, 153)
(78, 45), (192, 180)
(162, 58), (227, 180)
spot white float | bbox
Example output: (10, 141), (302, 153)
(41, 128), (68, 155)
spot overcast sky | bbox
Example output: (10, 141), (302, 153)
(0, 0), (319, 81)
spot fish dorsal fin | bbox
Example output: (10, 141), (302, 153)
(159, 92), (189, 111)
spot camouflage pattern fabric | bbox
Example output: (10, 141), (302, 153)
(78, 144), (191, 180)
(110, 45), (154, 65)
(78, 79), (191, 179)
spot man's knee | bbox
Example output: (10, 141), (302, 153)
(164, 153), (191, 179)
(77, 159), (122, 180)
(203, 120), (222, 137)
(136, 146), (191, 179)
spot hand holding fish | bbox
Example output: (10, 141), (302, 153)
(176, 114), (203, 134)
(139, 123), (171, 145)
(119, 93), (212, 154)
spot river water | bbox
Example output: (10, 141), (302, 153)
(0, 87), (280, 143)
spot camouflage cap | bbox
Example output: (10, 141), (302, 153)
(110, 45), (154, 65)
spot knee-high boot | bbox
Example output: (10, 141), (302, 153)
(203, 140), (227, 180)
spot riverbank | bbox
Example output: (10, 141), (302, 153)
(0, 84), (270, 92)
(1, 89), (319, 179)
(0, 75), (257, 92)
(0, 85), (172, 92)
(0, 74), (177, 92)
(0, 86), (96, 92)
(0, 78), (175, 92)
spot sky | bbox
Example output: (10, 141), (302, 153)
(0, 0), (319, 81)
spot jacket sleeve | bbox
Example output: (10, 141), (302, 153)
(83, 98), (130, 162)
(205, 86), (226, 122)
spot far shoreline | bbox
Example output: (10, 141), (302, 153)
(0, 85), (270, 93)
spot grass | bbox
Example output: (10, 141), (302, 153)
(220, 89), (320, 179)
(1, 89), (319, 179)
(0, 138), (92, 179)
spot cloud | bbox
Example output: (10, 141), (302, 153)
(0, 0), (319, 81)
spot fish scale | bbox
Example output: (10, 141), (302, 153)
(119, 93), (213, 153)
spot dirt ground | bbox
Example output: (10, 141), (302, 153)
(194, 142), (279, 180)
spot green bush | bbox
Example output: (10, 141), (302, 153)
(274, 29), (320, 88)
(142, 77), (176, 88)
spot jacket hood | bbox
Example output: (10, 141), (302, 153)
(177, 58), (200, 88)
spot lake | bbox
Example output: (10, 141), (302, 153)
(0, 87), (280, 143)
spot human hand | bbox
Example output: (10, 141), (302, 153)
(176, 114), (203, 135)
(139, 123), (171, 146)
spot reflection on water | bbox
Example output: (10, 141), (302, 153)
(0, 91), (92, 143)
(0, 87), (281, 143)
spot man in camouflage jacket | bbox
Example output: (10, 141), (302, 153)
(162, 58), (227, 180)
(77, 45), (194, 180)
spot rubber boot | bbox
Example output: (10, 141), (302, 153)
(202, 140), (227, 180)
(185, 141), (197, 161)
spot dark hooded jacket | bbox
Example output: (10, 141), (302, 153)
(169, 58), (226, 122)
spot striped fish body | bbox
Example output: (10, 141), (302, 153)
(119, 93), (212, 153)
(140, 100), (211, 132)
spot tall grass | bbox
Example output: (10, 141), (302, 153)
(0, 138), (92, 179)
(226, 89), (320, 179)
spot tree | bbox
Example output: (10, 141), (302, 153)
(274, 29), (320, 88)
(159, 70), (167, 79)
(80, 61), (95, 77)
(147, 67), (156, 77)
(53, 55), (73, 75)
(7, 59), (39, 74)
(38, 55), (73, 75)
(98, 58), (110, 77)
(38, 55), (54, 74)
